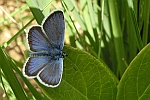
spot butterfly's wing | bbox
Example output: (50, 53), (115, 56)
(27, 25), (51, 52)
(42, 10), (65, 50)
(37, 58), (63, 87)
(23, 56), (52, 78)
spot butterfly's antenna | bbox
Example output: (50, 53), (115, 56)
(24, 50), (30, 59)
(65, 56), (78, 72)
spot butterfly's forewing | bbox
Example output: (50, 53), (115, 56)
(37, 58), (63, 87)
(27, 25), (51, 52)
(23, 56), (51, 78)
(42, 10), (65, 50)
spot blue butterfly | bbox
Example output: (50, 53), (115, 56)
(22, 10), (67, 88)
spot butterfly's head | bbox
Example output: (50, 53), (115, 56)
(62, 52), (68, 58)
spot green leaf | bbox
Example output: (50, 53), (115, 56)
(38, 46), (118, 100)
(117, 44), (150, 100)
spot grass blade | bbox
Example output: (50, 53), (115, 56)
(0, 47), (27, 100)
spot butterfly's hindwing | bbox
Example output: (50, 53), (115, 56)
(37, 58), (63, 87)
(23, 56), (52, 77)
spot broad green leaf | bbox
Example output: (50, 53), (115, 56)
(38, 46), (118, 100)
(117, 44), (150, 100)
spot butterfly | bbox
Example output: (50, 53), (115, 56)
(22, 10), (67, 88)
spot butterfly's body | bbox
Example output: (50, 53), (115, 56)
(29, 48), (64, 59)
(23, 10), (66, 88)
(29, 48), (63, 58)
